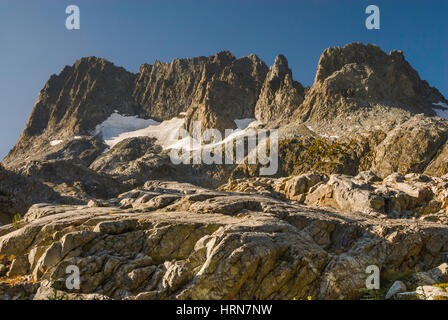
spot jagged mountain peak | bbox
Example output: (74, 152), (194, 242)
(292, 42), (447, 125)
(4, 43), (448, 173)
(254, 54), (305, 123)
(315, 42), (389, 82)
(4, 56), (140, 167)
(3, 51), (272, 167)
(272, 54), (290, 73)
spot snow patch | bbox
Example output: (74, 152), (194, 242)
(95, 112), (261, 152)
(305, 124), (339, 139)
(433, 102), (448, 119)
(95, 112), (186, 149)
(305, 125), (315, 132)
(107, 117), (186, 149)
(169, 119), (261, 152)
(50, 140), (63, 146)
(319, 134), (340, 139)
(94, 112), (160, 146)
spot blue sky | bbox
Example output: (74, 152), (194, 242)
(0, 0), (447, 159)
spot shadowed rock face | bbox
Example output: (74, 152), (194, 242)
(183, 52), (269, 134)
(0, 164), (58, 224)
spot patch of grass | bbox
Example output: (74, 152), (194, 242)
(382, 270), (414, 283)
(40, 238), (54, 247)
(50, 288), (68, 300)
(281, 250), (295, 263)
(433, 283), (448, 291)
(434, 295), (448, 300)
(12, 213), (22, 229)
(358, 288), (387, 300)
(292, 296), (312, 300)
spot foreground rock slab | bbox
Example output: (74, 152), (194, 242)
(0, 180), (447, 300)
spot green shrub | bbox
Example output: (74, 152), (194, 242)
(12, 213), (22, 229)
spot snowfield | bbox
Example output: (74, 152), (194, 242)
(94, 113), (160, 145)
(94, 112), (260, 151)
(50, 140), (63, 146)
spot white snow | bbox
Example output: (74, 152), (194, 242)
(94, 112), (262, 151)
(305, 125), (315, 132)
(95, 112), (186, 149)
(433, 102), (448, 119)
(94, 112), (160, 146)
(305, 124), (339, 139)
(169, 119), (261, 152)
(50, 140), (63, 146)
(105, 117), (186, 149)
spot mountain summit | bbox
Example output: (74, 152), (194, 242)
(293, 42), (447, 123)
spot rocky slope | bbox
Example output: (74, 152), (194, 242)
(0, 179), (447, 300)
(1, 42), (448, 300)
(4, 58), (139, 168)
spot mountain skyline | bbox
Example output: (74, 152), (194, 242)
(1, 0), (447, 159)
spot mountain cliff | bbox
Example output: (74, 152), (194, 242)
(293, 43), (447, 123)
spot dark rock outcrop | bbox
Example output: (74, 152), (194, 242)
(0, 164), (58, 224)
(16, 160), (127, 200)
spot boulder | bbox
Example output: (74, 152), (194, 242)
(416, 285), (448, 300)
(281, 173), (325, 201)
(6, 255), (30, 278)
(385, 280), (407, 300)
